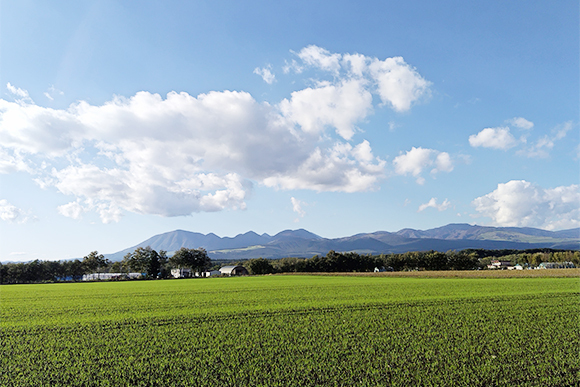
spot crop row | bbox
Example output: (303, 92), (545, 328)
(2, 276), (577, 327)
(2, 276), (579, 386)
(2, 287), (579, 385)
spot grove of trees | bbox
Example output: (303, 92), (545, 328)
(0, 247), (207, 284)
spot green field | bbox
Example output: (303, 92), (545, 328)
(1, 275), (579, 386)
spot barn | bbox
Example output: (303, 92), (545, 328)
(219, 265), (249, 276)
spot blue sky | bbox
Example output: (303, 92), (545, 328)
(1, 0), (578, 262)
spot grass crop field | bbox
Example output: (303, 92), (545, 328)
(1, 273), (579, 386)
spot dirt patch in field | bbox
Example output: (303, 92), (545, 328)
(286, 268), (580, 278)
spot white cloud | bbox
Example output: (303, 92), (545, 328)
(469, 127), (517, 150)
(368, 57), (431, 112)
(0, 148), (33, 174)
(508, 117), (534, 130)
(342, 53), (367, 77)
(0, 47), (433, 222)
(253, 65), (276, 84)
(553, 121), (573, 140)
(418, 198), (451, 212)
(7, 83), (32, 102)
(392, 147), (453, 184)
(291, 197), (306, 220)
(282, 59), (302, 74)
(292, 45), (431, 112)
(388, 121), (399, 131)
(472, 180), (580, 229)
(296, 45), (342, 75)
(279, 78), (372, 140)
(517, 121), (574, 158)
(44, 85), (64, 101)
(263, 141), (385, 192)
(0, 199), (22, 222)
(0, 199), (36, 223)
(0, 86), (386, 221)
(433, 152), (453, 173)
(521, 135), (554, 159)
(57, 200), (85, 220)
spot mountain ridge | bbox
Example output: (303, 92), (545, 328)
(104, 223), (579, 262)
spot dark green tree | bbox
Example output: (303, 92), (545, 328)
(124, 246), (162, 278)
(69, 259), (85, 281)
(169, 248), (211, 275)
(247, 258), (274, 275)
(82, 251), (109, 276)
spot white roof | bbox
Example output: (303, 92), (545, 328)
(219, 265), (245, 273)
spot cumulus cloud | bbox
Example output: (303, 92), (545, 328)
(263, 141), (385, 192)
(253, 65), (276, 84)
(392, 147), (453, 184)
(0, 199), (36, 223)
(418, 198), (451, 212)
(279, 78), (372, 140)
(468, 127), (517, 150)
(367, 56), (431, 111)
(472, 180), (580, 229)
(0, 84), (387, 221)
(292, 45), (431, 112)
(508, 117), (534, 130)
(1, 47), (432, 222)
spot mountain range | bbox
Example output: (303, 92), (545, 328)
(105, 223), (580, 261)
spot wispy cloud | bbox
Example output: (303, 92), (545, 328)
(253, 65), (276, 84)
(517, 121), (574, 159)
(469, 118), (573, 159)
(291, 197), (306, 221)
(43, 85), (64, 101)
(418, 198), (451, 212)
(6, 83), (33, 103)
(0, 199), (37, 223)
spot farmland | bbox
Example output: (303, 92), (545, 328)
(1, 274), (579, 386)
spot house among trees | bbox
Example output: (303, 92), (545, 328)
(487, 260), (513, 270)
(219, 265), (249, 276)
(171, 268), (192, 278)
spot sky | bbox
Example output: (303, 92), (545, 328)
(1, 0), (578, 262)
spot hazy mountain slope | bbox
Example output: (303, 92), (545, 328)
(396, 223), (579, 242)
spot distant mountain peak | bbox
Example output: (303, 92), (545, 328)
(273, 229), (322, 240)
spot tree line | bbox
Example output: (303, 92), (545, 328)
(0, 247), (211, 284)
(244, 249), (580, 274)
(2, 247), (578, 284)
